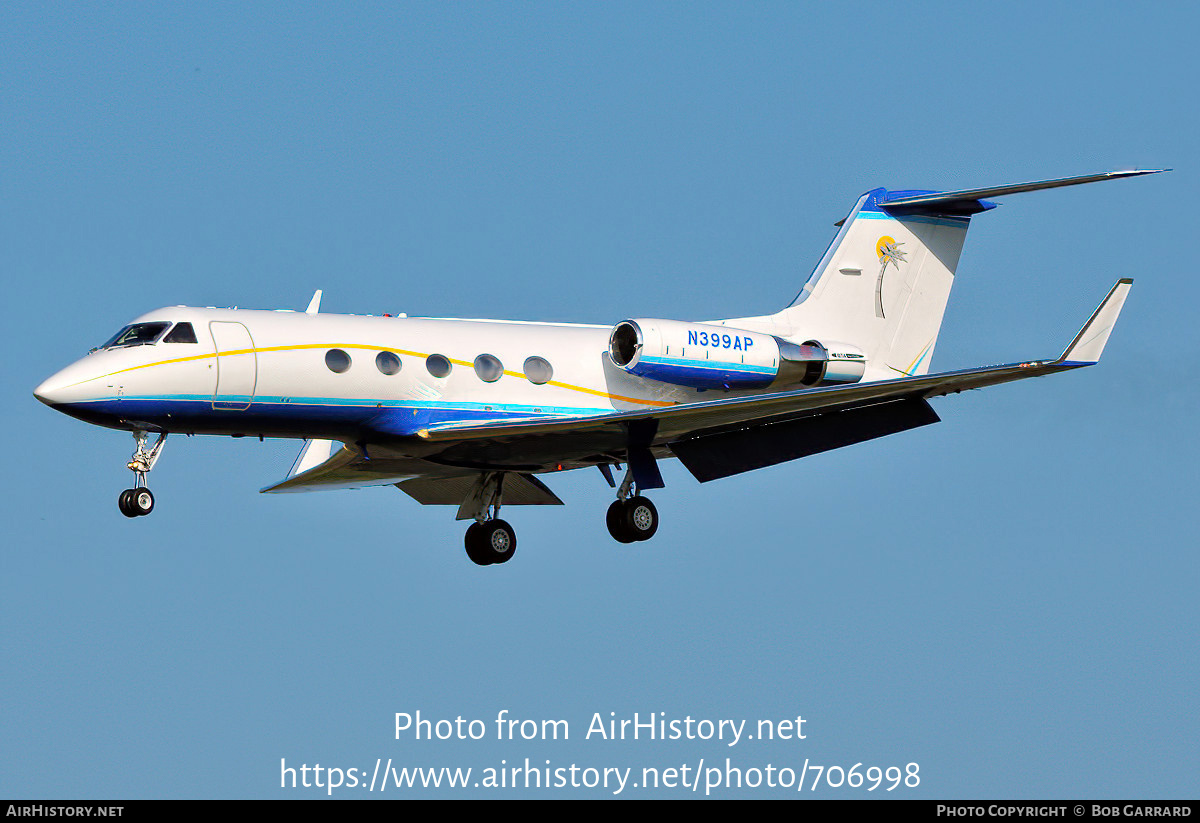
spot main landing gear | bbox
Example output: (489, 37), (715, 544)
(457, 464), (661, 565)
(605, 465), (660, 544)
(461, 472), (516, 566)
(464, 519), (517, 566)
(118, 431), (166, 518)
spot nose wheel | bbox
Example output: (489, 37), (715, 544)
(118, 487), (155, 518)
(117, 431), (166, 519)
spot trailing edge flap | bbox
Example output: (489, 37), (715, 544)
(671, 397), (940, 483)
(396, 473), (564, 506)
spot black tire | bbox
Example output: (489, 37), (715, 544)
(464, 522), (492, 566)
(118, 489), (138, 518)
(481, 520), (517, 564)
(623, 496), (659, 542)
(130, 487), (155, 517)
(606, 500), (636, 543)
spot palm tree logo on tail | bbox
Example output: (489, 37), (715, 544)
(875, 236), (907, 318)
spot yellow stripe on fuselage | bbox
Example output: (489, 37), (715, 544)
(72, 343), (678, 408)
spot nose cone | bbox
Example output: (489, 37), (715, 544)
(34, 358), (102, 408)
(33, 371), (69, 406)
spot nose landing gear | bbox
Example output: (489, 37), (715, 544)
(118, 431), (166, 518)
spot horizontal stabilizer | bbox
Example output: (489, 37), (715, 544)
(880, 169), (1166, 218)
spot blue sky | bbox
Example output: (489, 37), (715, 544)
(2, 3), (1196, 798)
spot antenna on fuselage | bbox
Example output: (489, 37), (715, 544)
(305, 289), (323, 314)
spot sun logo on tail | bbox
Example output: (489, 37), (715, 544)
(875, 235), (907, 318)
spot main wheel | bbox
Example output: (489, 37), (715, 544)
(622, 496), (659, 542)
(480, 519), (517, 564)
(129, 487), (155, 517)
(606, 500), (636, 543)
(464, 522), (492, 566)
(118, 489), (138, 518)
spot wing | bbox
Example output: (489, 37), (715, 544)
(263, 279), (1130, 490)
(414, 278), (1132, 467)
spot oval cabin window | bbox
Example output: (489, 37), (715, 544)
(325, 349), (351, 373)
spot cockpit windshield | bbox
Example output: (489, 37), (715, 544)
(163, 322), (197, 343)
(99, 322), (171, 350)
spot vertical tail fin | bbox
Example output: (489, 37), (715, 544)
(772, 188), (972, 379)
(766, 170), (1164, 380)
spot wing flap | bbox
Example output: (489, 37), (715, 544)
(396, 473), (563, 506)
(671, 397), (940, 482)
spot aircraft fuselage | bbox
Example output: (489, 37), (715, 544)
(35, 306), (696, 442)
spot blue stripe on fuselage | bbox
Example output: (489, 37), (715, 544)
(47, 395), (607, 438)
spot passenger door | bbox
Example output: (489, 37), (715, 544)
(209, 321), (257, 410)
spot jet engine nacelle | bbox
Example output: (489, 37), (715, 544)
(786, 340), (867, 386)
(607, 319), (866, 390)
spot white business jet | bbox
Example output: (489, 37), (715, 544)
(34, 170), (1159, 565)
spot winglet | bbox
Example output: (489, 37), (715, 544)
(305, 289), (323, 315)
(1058, 278), (1133, 365)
